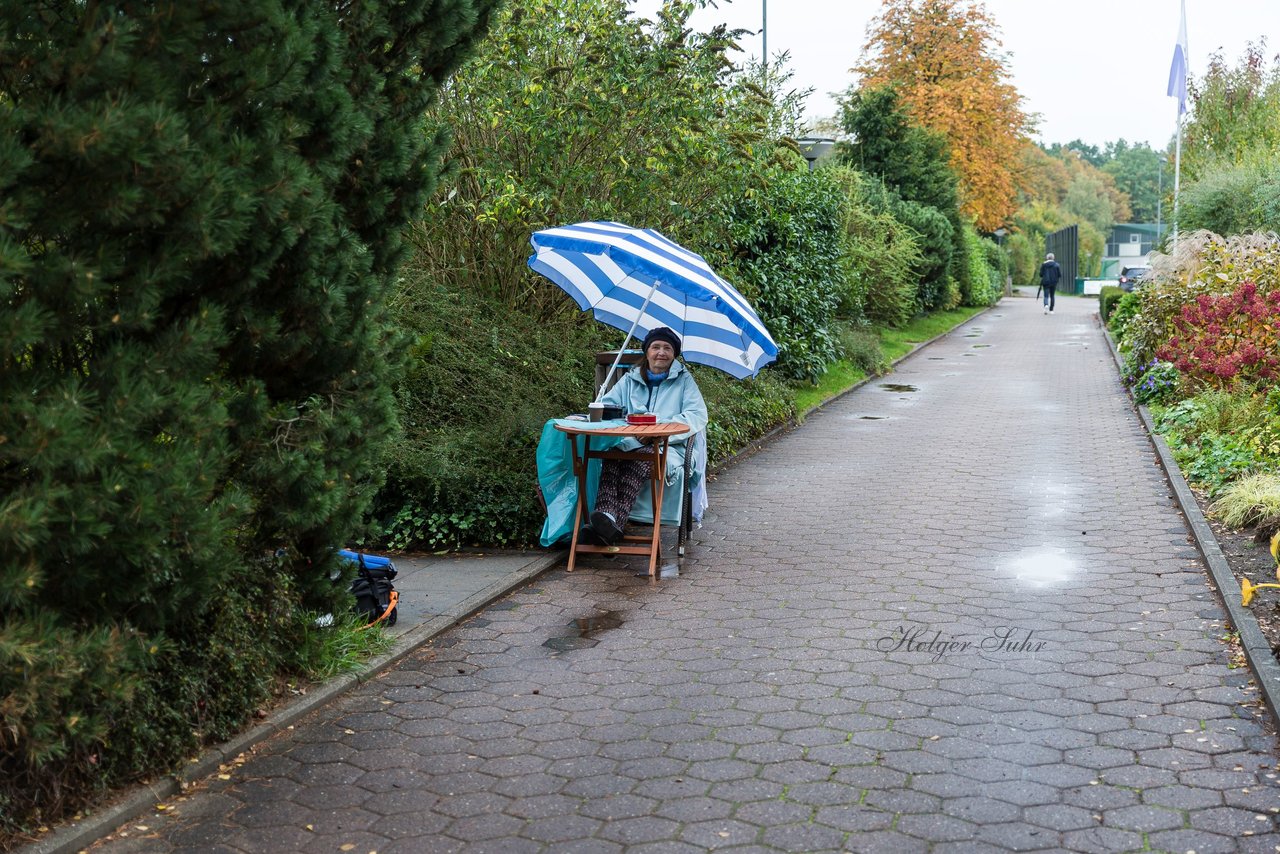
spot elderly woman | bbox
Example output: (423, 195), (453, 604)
(584, 326), (708, 545)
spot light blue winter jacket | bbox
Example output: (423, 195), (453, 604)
(597, 360), (708, 453)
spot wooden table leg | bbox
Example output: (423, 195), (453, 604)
(646, 439), (669, 578)
(566, 433), (588, 572)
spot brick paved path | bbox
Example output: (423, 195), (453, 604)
(98, 297), (1280, 853)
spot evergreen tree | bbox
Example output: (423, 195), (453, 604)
(838, 86), (960, 310)
(0, 0), (496, 832)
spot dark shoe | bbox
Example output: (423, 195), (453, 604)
(590, 510), (623, 545)
(577, 524), (603, 546)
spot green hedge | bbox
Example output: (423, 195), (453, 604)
(1099, 285), (1126, 323)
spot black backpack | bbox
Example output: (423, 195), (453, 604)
(342, 550), (398, 627)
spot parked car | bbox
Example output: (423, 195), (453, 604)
(1118, 265), (1150, 292)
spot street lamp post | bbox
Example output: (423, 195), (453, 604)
(1156, 156), (1166, 247)
(797, 137), (835, 171)
(761, 0), (767, 78)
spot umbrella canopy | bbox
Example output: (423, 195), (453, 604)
(527, 221), (779, 379)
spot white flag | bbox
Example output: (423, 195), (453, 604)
(1167, 0), (1189, 115)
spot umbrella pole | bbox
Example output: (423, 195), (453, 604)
(594, 282), (658, 403)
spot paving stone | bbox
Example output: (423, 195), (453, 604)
(1103, 803), (1185, 832)
(594, 815), (680, 844)
(443, 812), (524, 842)
(977, 820), (1061, 851)
(732, 798), (813, 827)
(1142, 783), (1223, 810)
(1060, 825), (1146, 854)
(759, 821), (846, 851)
(578, 793), (659, 821)
(896, 812), (979, 843)
(1190, 805), (1278, 835)
(1145, 828), (1239, 854)
(1022, 803), (1100, 832)
(522, 814), (602, 844)
(503, 793), (580, 821)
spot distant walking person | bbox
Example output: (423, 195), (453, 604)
(1039, 252), (1061, 314)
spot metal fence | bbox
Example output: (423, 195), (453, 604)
(1045, 225), (1079, 294)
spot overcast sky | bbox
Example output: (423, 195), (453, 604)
(629, 0), (1280, 151)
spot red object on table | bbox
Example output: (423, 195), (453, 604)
(626, 412), (657, 425)
(553, 421), (690, 578)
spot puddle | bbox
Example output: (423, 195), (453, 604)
(879, 383), (918, 392)
(575, 610), (624, 635)
(1001, 548), (1080, 588)
(543, 609), (625, 652)
(633, 563), (680, 579)
(860, 416), (886, 420)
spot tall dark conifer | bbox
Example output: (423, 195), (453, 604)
(0, 0), (497, 831)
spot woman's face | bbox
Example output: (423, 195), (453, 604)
(646, 340), (676, 373)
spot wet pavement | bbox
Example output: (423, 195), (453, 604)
(90, 295), (1280, 853)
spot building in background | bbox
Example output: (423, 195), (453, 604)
(1101, 223), (1160, 277)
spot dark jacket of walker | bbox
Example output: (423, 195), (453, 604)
(1039, 260), (1062, 286)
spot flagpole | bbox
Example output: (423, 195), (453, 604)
(1172, 115), (1182, 252)
(1166, 0), (1188, 253)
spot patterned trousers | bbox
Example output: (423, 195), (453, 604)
(594, 447), (655, 524)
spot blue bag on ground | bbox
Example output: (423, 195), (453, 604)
(340, 550), (398, 626)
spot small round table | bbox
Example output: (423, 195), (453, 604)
(553, 421), (690, 578)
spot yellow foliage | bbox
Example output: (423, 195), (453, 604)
(857, 0), (1033, 230)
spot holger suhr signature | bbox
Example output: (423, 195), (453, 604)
(876, 625), (1047, 662)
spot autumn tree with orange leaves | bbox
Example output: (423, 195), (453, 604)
(856, 0), (1033, 231)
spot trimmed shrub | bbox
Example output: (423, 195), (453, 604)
(719, 166), (848, 382)
(837, 326), (889, 376)
(375, 276), (601, 551)
(827, 167), (922, 327)
(890, 198), (956, 311)
(416, 0), (779, 314)
(837, 86), (959, 312)
(840, 176), (925, 326)
(1107, 291), (1143, 345)
(960, 226), (1001, 307)
(1099, 286), (1126, 323)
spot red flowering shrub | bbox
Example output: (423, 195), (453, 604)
(1157, 282), (1280, 388)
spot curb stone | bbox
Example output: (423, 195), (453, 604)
(1099, 313), (1280, 723)
(22, 305), (994, 854)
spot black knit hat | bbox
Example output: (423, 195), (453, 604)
(641, 326), (681, 359)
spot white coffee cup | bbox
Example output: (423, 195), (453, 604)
(588, 402), (605, 422)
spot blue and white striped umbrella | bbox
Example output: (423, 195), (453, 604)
(527, 221), (779, 379)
